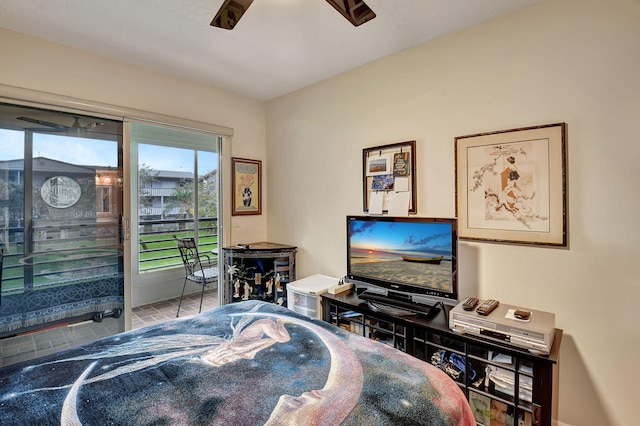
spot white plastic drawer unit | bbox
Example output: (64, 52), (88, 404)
(289, 291), (321, 318)
(286, 274), (339, 319)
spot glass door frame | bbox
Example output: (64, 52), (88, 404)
(0, 102), (124, 336)
(126, 121), (224, 311)
(1, 84), (234, 330)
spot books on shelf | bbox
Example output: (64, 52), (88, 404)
(469, 391), (491, 425)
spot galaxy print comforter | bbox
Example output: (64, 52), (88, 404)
(0, 300), (474, 425)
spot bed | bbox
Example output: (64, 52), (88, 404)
(0, 300), (474, 425)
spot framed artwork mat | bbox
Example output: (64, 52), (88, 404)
(455, 123), (567, 246)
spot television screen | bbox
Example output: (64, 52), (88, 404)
(347, 215), (458, 306)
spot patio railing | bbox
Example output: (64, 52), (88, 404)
(0, 218), (218, 293)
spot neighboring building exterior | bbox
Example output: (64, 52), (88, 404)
(138, 168), (218, 220)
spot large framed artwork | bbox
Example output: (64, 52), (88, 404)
(232, 157), (262, 216)
(455, 123), (567, 246)
(362, 141), (417, 215)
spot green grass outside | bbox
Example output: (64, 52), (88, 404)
(1, 231), (219, 291)
(139, 232), (219, 271)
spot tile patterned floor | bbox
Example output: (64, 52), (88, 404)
(132, 289), (220, 328)
(0, 290), (219, 368)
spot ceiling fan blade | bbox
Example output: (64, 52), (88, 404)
(23, 127), (67, 133)
(326, 0), (376, 27)
(17, 116), (69, 130)
(211, 0), (254, 30)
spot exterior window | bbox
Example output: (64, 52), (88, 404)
(131, 123), (220, 275)
(0, 102), (124, 335)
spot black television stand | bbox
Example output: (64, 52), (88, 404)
(366, 300), (423, 317)
(321, 291), (562, 426)
(358, 289), (440, 318)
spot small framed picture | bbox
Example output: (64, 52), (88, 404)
(232, 157), (262, 216)
(365, 154), (393, 176)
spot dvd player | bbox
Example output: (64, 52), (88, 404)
(449, 301), (556, 355)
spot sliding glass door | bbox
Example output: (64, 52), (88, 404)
(0, 102), (224, 334)
(129, 122), (220, 307)
(0, 103), (124, 336)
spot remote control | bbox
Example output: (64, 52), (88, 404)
(476, 299), (499, 316)
(461, 297), (479, 311)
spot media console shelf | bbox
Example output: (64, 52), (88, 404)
(322, 292), (562, 426)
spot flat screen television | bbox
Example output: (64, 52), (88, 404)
(346, 215), (458, 315)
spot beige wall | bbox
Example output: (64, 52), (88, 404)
(266, 0), (640, 424)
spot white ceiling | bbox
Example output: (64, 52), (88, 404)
(0, 0), (541, 102)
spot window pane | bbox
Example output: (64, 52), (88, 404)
(30, 134), (121, 288)
(131, 122), (220, 277)
(138, 144), (193, 273)
(0, 102), (124, 340)
(0, 129), (25, 293)
(198, 150), (219, 255)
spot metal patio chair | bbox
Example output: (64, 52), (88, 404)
(174, 235), (219, 317)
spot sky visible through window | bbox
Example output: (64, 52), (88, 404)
(139, 144), (217, 175)
(0, 130), (118, 166)
(0, 129), (218, 174)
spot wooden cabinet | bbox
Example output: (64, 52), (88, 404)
(222, 242), (296, 306)
(322, 292), (561, 426)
